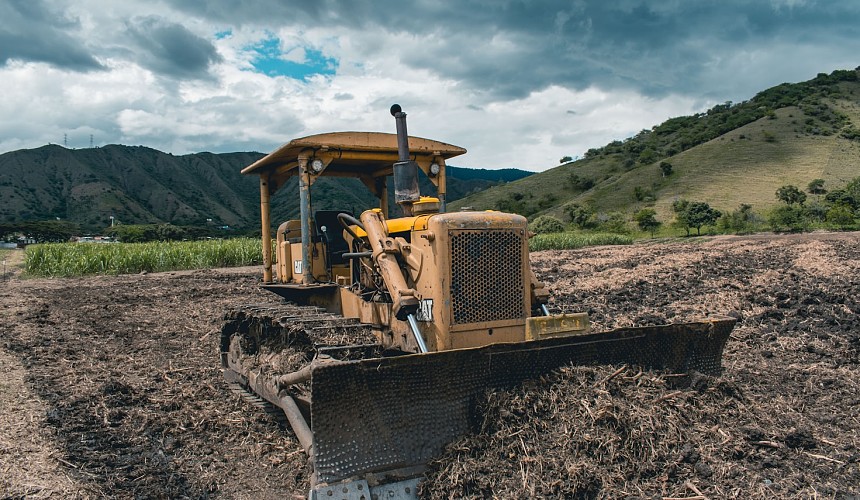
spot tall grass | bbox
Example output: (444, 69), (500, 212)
(25, 238), (262, 277)
(529, 232), (633, 251)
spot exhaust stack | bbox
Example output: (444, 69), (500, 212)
(390, 104), (420, 214)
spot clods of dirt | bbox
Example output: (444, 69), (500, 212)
(1, 233), (859, 498)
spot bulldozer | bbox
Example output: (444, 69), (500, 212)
(220, 105), (735, 499)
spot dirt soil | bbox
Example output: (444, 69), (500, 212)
(1, 232), (859, 499)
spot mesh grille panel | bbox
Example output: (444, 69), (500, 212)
(450, 230), (524, 325)
(310, 317), (737, 483)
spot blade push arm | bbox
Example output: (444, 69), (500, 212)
(359, 209), (420, 321)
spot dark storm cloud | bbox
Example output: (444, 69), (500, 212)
(125, 16), (223, 79)
(165, 0), (860, 99)
(0, 0), (103, 70)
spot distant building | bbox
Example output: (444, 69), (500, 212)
(75, 236), (117, 243)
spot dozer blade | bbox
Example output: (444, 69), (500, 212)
(309, 316), (735, 487)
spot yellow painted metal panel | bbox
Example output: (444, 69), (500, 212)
(350, 214), (434, 237)
(525, 313), (591, 341)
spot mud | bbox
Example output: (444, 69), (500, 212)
(1, 232), (858, 498)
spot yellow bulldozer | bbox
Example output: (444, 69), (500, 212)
(221, 105), (735, 499)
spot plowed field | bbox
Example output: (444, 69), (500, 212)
(1, 232), (858, 499)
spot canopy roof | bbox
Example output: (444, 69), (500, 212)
(242, 132), (466, 177)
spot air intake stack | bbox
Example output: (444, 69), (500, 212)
(390, 104), (421, 215)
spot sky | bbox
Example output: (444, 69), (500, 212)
(0, 1), (858, 171)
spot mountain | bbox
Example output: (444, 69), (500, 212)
(451, 68), (860, 223)
(0, 145), (532, 232)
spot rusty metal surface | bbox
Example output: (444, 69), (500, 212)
(309, 316), (736, 484)
(241, 132), (466, 176)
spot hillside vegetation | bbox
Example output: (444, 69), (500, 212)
(0, 145), (530, 233)
(452, 68), (860, 227)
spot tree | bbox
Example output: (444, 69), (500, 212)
(634, 209), (661, 237)
(671, 199), (692, 235)
(673, 199), (721, 235)
(807, 178), (827, 195)
(559, 156), (573, 164)
(659, 161), (673, 177)
(0, 221), (79, 243)
(846, 176), (860, 205)
(105, 223), (188, 243)
(685, 202), (722, 235)
(155, 224), (187, 241)
(776, 185), (807, 206)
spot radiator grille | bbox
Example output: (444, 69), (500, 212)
(450, 230), (525, 325)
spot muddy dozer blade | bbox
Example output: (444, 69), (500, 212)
(309, 316), (735, 487)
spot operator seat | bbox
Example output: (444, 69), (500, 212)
(314, 210), (352, 266)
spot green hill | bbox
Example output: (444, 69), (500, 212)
(451, 68), (860, 224)
(0, 145), (532, 232)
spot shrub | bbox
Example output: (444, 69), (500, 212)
(768, 205), (808, 232)
(826, 204), (856, 229)
(805, 201), (829, 222)
(825, 188), (858, 211)
(529, 215), (566, 235)
(717, 204), (761, 234)
(841, 127), (860, 141)
(638, 148), (658, 164)
(595, 212), (629, 234)
(807, 178), (827, 195)
(564, 204), (596, 229)
(633, 186), (655, 202)
(568, 173), (595, 191)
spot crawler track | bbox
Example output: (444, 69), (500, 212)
(221, 303), (378, 369)
(219, 303), (379, 416)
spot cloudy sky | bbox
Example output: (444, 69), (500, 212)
(1, 1), (857, 171)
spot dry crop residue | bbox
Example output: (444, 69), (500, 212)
(1, 233), (859, 499)
(424, 232), (859, 498)
(0, 267), (307, 499)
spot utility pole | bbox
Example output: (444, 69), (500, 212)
(64, 133), (68, 147)
(90, 134), (94, 148)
